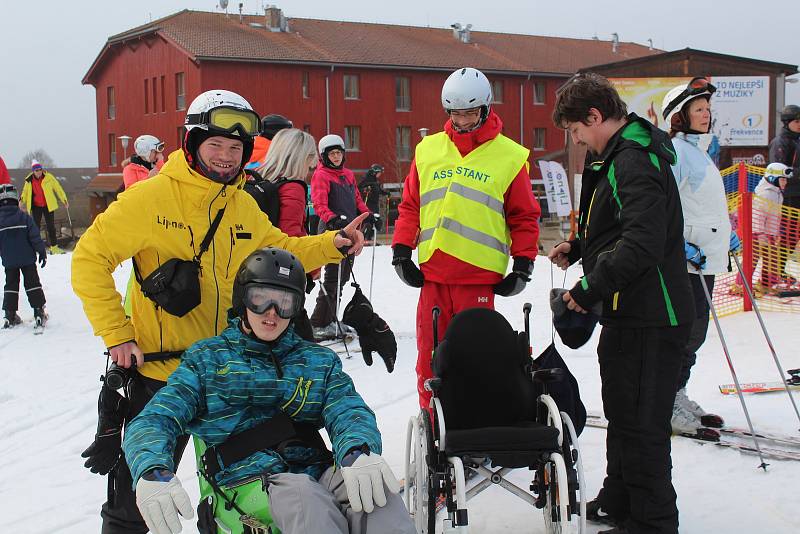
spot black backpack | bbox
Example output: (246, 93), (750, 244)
(243, 173), (308, 228)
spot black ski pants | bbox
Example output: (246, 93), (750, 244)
(596, 324), (689, 534)
(310, 257), (353, 327)
(101, 373), (189, 534)
(31, 205), (57, 247)
(3, 264), (45, 313)
(676, 274), (714, 391)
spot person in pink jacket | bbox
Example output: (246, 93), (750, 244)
(122, 135), (164, 190)
(309, 134), (372, 340)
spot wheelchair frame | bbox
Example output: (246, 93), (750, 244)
(403, 304), (587, 534)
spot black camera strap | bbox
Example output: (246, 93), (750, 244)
(132, 207), (227, 284)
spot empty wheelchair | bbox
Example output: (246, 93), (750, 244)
(404, 305), (586, 533)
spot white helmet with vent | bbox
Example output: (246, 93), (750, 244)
(441, 67), (492, 111)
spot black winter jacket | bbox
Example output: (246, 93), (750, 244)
(567, 114), (694, 328)
(0, 204), (47, 268)
(768, 126), (800, 200)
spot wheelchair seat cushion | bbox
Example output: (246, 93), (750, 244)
(444, 421), (560, 468)
(433, 308), (535, 430)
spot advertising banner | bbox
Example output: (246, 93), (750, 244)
(610, 76), (770, 146)
(539, 160), (572, 217)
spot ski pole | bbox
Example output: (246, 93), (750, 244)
(369, 223), (377, 302)
(318, 279), (351, 359)
(696, 268), (768, 470)
(731, 253), (800, 429)
(65, 203), (75, 239)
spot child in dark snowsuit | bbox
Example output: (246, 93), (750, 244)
(0, 184), (47, 328)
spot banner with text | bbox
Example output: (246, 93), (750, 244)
(539, 160), (572, 217)
(610, 76), (770, 146)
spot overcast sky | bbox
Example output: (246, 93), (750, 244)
(1, 0), (797, 168)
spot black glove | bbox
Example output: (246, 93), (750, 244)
(326, 215), (349, 230)
(305, 274), (316, 294)
(38, 252), (47, 268)
(493, 257), (534, 297)
(392, 244), (424, 288)
(81, 386), (129, 475)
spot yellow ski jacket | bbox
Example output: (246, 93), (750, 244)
(72, 150), (344, 381)
(21, 171), (67, 213)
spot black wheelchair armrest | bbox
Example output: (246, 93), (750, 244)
(424, 378), (442, 393)
(532, 368), (565, 384)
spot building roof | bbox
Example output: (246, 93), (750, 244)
(85, 174), (123, 194)
(8, 167), (97, 194)
(582, 47), (798, 76)
(84, 9), (661, 84)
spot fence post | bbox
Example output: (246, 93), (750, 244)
(738, 162), (753, 312)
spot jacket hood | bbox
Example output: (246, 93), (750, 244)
(602, 113), (677, 167)
(314, 161), (352, 181)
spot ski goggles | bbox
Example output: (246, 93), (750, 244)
(243, 285), (302, 319)
(663, 77), (717, 119)
(154, 141), (165, 153)
(185, 106), (261, 138)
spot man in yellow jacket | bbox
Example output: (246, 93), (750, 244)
(73, 90), (367, 534)
(21, 159), (68, 254)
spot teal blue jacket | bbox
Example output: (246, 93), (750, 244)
(123, 319), (381, 487)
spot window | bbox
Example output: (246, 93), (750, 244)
(396, 126), (412, 161)
(109, 134), (117, 167)
(533, 81), (546, 105)
(343, 74), (359, 100)
(144, 78), (149, 114)
(395, 76), (411, 111)
(533, 128), (547, 150)
(152, 77), (157, 114)
(344, 126), (361, 151)
(175, 72), (186, 110)
(303, 124), (311, 133)
(160, 75), (166, 113)
(107, 86), (116, 120)
(491, 80), (503, 103)
(177, 126), (185, 148)
(302, 71), (310, 99)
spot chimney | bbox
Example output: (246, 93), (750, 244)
(450, 23), (472, 44)
(647, 38), (653, 50)
(611, 32), (619, 53)
(266, 5), (288, 32)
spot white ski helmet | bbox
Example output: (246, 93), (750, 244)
(661, 77), (716, 132)
(764, 162), (793, 186)
(318, 134), (346, 169)
(133, 135), (164, 159)
(0, 184), (19, 204)
(183, 89), (260, 168)
(441, 67), (493, 112)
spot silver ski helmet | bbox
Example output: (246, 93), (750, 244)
(318, 134), (346, 169)
(441, 67), (493, 131)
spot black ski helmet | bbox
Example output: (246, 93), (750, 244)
(231, 247), (307, 318)
(781, 105), (800, 125)
(261, 114), (293, 140)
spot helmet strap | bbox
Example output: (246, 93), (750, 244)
(195, 156), (240, 184)
(451, 105), (490, 134)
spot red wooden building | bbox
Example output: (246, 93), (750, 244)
(82, 7), (658, 213)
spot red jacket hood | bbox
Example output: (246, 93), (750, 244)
(443, 110), (503, 156)
(314, 161), (353, 180)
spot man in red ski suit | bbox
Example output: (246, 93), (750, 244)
(392, 67), (540, 409)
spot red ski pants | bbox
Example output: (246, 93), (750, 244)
(415, 281), (495, 409)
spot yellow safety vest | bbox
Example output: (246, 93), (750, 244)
(416, 132), (529, 274)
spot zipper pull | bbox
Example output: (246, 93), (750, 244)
(221, 185), (227, 198)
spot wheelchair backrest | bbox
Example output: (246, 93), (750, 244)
(432, 308), (535, 430)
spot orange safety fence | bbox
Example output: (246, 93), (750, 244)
(713, 163), (800, 317)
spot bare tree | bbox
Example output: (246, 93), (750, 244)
(19, 149), (56, 170)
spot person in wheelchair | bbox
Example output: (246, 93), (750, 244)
(405, 306), (586, 534)
(122, 247), (415, 534)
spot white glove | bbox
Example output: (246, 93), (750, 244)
(135, 472), (194, 534)
(341, 453), (401, 513)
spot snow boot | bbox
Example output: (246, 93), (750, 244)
(33, 307), (47, 326)
(313, 322), (339, 341)
(672, 403), (720, 440)
(676, 388), (724, 428)
(3, 312), (22, 329)
(586, 499), (619, 527)
(49, 245), (65, 255)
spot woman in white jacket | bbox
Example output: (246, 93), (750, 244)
(662, 78), (740, 436)
(749, 163), (791, 294)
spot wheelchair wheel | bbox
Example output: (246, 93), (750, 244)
(560, 411), (587, 534)
(542, 452), (572, 534)
(409, 410), (437, 534)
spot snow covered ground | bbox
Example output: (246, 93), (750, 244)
(2, 246), (799, 533)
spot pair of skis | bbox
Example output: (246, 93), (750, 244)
(719, 369), (800, 395)
(585, 413), (800, 462)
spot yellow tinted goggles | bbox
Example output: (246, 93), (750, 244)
(186, 106), (261, 137)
